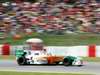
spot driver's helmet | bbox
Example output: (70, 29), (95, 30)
(25, 38), (44, 50)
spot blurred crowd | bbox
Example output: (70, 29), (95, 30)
(0, 0), (100, 38)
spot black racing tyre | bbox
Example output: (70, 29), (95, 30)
(55, 62), (59, 65)
(63, 58), (72, 66)
(17, 57), (27, 65)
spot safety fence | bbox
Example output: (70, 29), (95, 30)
(0, 45), (100, 57)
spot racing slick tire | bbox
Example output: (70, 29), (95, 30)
(63, 58), (72, 66)
(55, 62), (60, 65)
(17, 57), (27, 65)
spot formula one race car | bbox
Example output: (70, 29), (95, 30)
(16, 50), (83, 66)
(15, 38), (83, 66)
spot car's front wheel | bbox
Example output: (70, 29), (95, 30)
(63, 58), (72, 66)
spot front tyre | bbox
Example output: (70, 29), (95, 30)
(63, 58), (72, 66)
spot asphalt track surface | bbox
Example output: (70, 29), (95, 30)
(0, 60), (100, 75)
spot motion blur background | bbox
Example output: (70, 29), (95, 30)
(0, 0), (100, 45)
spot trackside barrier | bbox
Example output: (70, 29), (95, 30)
(0, 45), (100, 57)
(96, 46), (100, 57)
(2, 44), (10, 55)
(88, 45), (96, 57)
(0, 45), (2, 55)
(45, 46), (88, 57)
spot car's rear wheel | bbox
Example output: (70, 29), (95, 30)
(55, 62), (60, 65)
(17, 57), (27, 65)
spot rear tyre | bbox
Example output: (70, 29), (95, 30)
(55, 62), (59, 65)
(17, 57), (27, 65)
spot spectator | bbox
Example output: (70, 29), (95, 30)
(0, 0), (100, 37)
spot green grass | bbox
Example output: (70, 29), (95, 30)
(0, 55), (15, 60)
(83, 57), (100, 62)
(0, 33), (100, 46)
(0, 71), (92, 75)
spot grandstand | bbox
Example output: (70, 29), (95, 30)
(0, 0), (100, 39)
